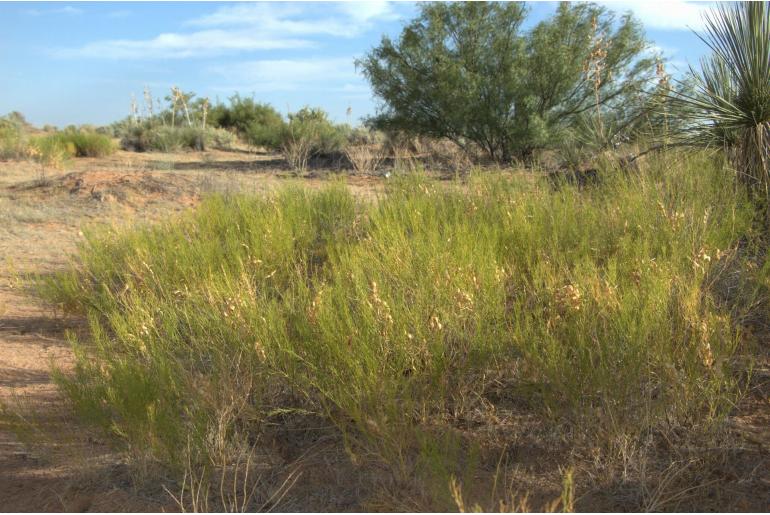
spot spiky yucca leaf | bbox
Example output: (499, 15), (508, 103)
(670, 2), (770, 189)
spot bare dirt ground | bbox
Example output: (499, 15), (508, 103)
(1, 148), (770, 512)
(0, 149), (383, 512)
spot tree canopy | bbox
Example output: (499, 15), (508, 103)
(358, 1), (657, 162)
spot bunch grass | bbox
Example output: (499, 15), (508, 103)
(40, 151), (758, 508)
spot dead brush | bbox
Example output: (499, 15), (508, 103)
(391, 142), (418, 172)
(425, 138), (475, 175)
(450, 466), (575, 513)
(164, 441), (302, 513)
(165, 353), (302, 513)
(344, 143), (385, 175)
(281, 134), (313, 173)
(702, 241), (769, 331)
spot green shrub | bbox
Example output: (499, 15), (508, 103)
(359, 2), (657, 162)
(280, 107), (350, 170)
(151, 126), (194, 152)
(119, 125), (151, 152)
(29, 134), (75, 168)
(34, 130), (116, 158)
(68, 130), (116, 157)
(207, 127), (237, 150)
(1, 113), (114, 163)
(209, 94), (285, 148)
(285, 107), (348, 154)
(667, 2), (770, 200)
(120, 124), (236, 152)
(41, 151), (757, 507)
(243, 117), (284, 149)
(0, 116), (28, 160)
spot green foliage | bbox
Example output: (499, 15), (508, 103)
(120, 124), (235, 152)
(28, 134), (74, 167)
(30, 129), (116, 163)
(42, 152), (755, 501)
(283, 107), (348, 154)
(358, 2), (656, 162)
(347, 126), (386, 146)
(61, 129), (116, 157)
(209, 94), (285, 149)
(668, 2), (770, 194)
(279, 107), (350, 170)
(0, 113), (28, 160)
(208, 127), (237, 150)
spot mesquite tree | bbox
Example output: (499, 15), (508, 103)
(358, 2), (656, 162)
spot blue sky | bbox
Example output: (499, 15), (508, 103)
(0, 1), (714, 128)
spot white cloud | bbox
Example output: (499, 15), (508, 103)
(187, 2), (397, 38)
(603, 1), (714, 31)
(337, 1), (398, 24)
(54, 2), (400, 60)
(22, 5), (82, 16)
(53, 30), (313, 60)
(209, 57), (361, 92)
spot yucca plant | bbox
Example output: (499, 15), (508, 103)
(670, 2), (770, 196)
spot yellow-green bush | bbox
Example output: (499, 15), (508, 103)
(41, 152), (758, 509)
(31, 129), (115, 161)
(120, 124), (236, 152)
(0, 116), (29, 160)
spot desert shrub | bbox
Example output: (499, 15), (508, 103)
(667, 2), (770, 207)
(173, 127), (206, 152)
(41, 151), (757, 508)
(280, 107), (349, 170)
(147, 126), (188, 152)
(242, 117), (284, 150)
(422, 138), (475, 174)
(348, 126), (386, 146)
(207, 127), (237, 150)
(0, 115), (28, 160)
(209, 94), (285, 148)
(344, 143), (385, 174)
(280, 130), (313, 171)
(120, 124), (235, 152)
(4, 111), (31, 129)
(285, 107), (348, 153)
(359, 2), (658, 162)
(67, 130), (116, 157)
(119, 125), (152, 152)
(28, 135), (75, 168)
(32, 129), (116, 158)
(345, 128), (386, 174)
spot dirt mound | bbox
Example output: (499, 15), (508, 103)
(9, 170), (199, 207)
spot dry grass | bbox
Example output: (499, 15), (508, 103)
(281, 139), (312, 172)
(344, 143), (385, 174)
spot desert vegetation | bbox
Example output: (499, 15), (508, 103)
(40, 152), (762, 510)
(0, 112), (115, 168)
(2, 0), (770, 512)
